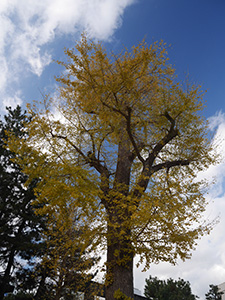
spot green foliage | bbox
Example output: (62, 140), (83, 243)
(4, 292), (33, 300)
(205, 284), (223, 300)
(144, 276), (198, 300)
(0, 106), (45, 299)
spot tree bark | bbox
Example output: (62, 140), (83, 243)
(105, 223), (134, 300)
(105, 133), (134, 300)
(0, 221), (25, 300)
(0, 248), (15, 300)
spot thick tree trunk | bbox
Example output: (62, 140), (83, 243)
(104, 129), (135, 300)
(105, 226), (134, 300)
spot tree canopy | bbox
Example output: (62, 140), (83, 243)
(7, 35), (219, 300)
(144, 275), (198, 300)
(0, 106), (45, 300)
(205, 284), (223, 300)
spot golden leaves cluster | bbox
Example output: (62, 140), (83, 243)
(6, 34), (219, 270)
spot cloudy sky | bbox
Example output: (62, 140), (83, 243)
(1, 0), (225, 298)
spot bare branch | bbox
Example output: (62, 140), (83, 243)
(51, 132), (87, 161)
(152, 159), (190, 174)
(51, 132), (110, 178)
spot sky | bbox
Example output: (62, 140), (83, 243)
(1, 0), (225, 298)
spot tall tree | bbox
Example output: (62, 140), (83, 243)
(205, 284), (223, 300)
(7, 35), (218, 300)
(144, 275), (198, 300)
(0, 106), (45, 300)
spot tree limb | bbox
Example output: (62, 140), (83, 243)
(151, 159), (190, 174)
(126, 107), (145, 164)
(130, 111), (179, 198)
(51, 132), (109, 177)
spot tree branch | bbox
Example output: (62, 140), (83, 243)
(130, 111), (179, 198)
(151, 159), (190, 174)
(100, 93), (127, 118)
(126, 107), (145, 164)
(51, 132), (110, 177)
(145, 111), (178, 168)
(51, 132), (87, 161)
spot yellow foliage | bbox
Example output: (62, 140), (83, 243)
(6, 34), (220, 297)
(114, 289), (133, 300)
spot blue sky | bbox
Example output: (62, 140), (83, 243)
(1, 0), (225, 298)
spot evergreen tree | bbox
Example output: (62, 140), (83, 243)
(205, 284), (223, 300)
(144, 275), (198, 300)
(0, 106), (45, 300)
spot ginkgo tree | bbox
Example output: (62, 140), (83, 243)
(7, 35), (218, 300)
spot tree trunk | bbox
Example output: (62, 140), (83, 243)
(105, 129), (134, 300)
(105, 222), (134, 300)
(0, 221), (25, 300)
(0, 248), (15, 300)
(34, 270), (48, 300)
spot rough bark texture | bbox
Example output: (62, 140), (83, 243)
(105, 225), (134, 300)
(105, 134), (134, 300)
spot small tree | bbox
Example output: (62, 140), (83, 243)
(7, 35), (219, 300)
(144, 275), (198, 300)
(205, 284), (223, 300)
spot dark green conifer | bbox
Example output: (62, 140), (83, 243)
(0, 106), (45, 300)
(144, 275), (198, 300)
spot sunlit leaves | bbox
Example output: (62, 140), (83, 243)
(7, 34), (219, 276)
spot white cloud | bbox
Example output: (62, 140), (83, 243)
(83, 0), (134, 40)
(2, 90), (23, 109)
(197, 113), (225, 199)
(208, 111), (225, 131)
(1, 0), (135, 67)
(0, 0), (135, 110)
(0, 57), (8, 92)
